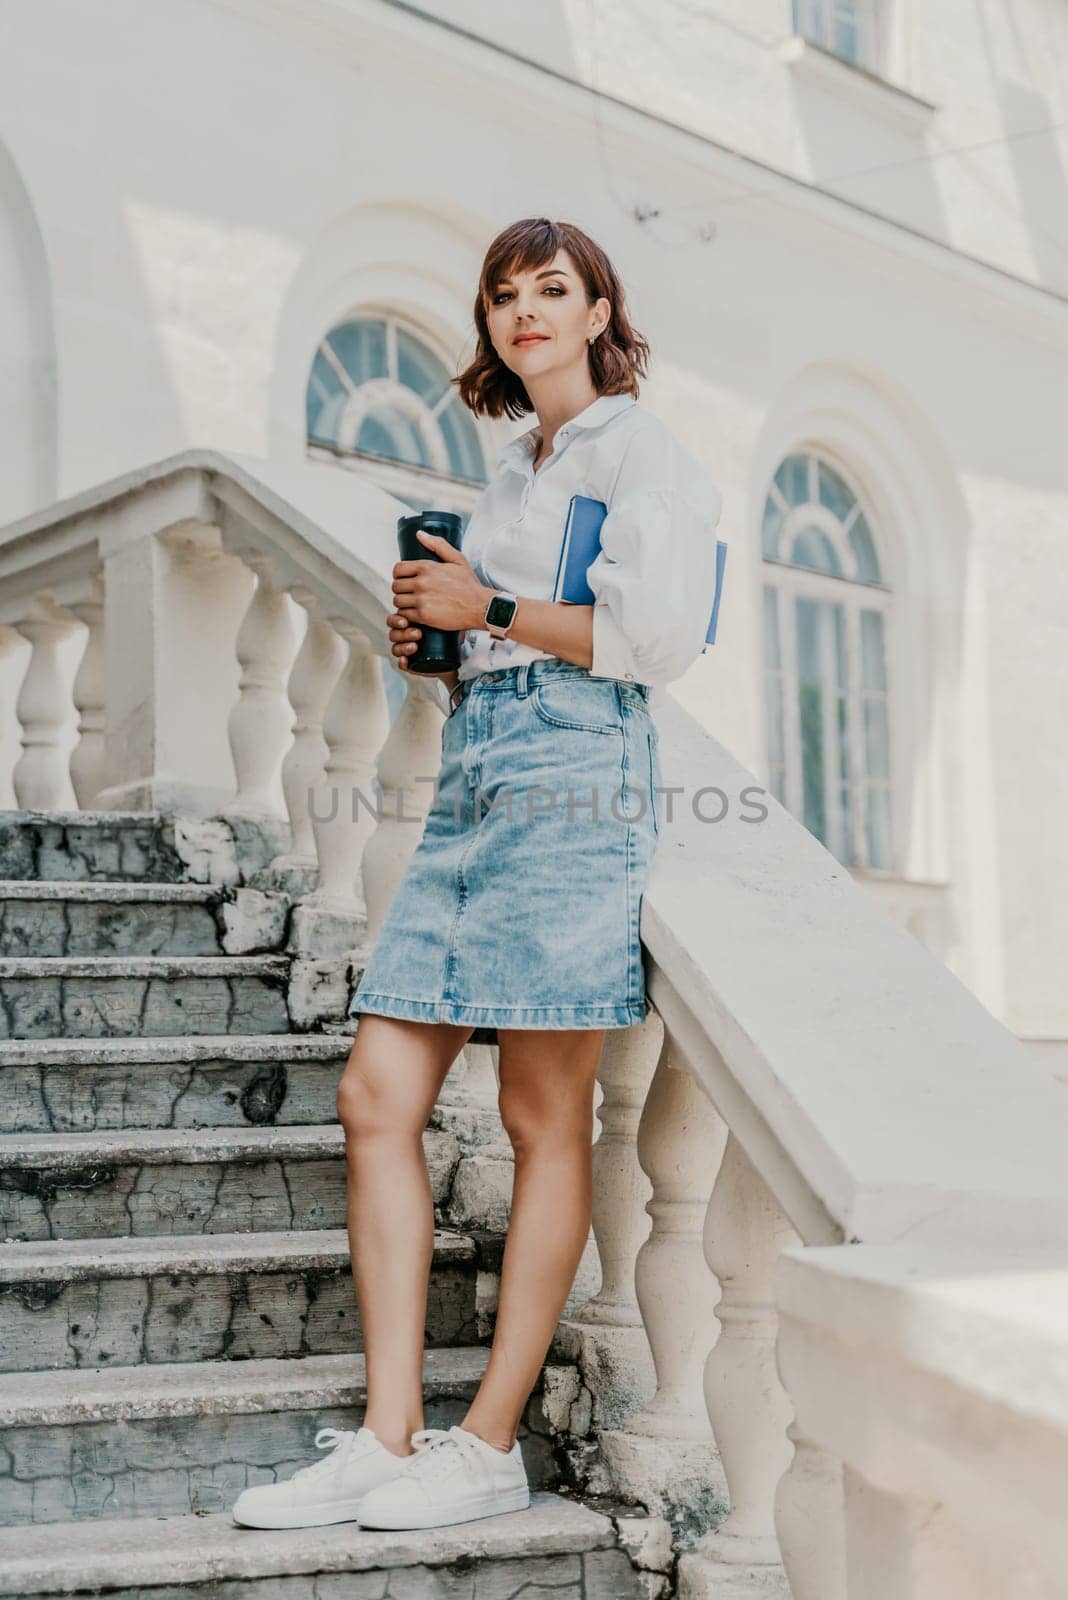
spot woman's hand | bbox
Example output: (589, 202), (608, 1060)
(392, 529), (489, 636)
(387, 611), (422, 671)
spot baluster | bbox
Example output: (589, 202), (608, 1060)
(227, 557), (298, 817)
(306, 624), (389, 928)
(573, 1012), (663, 1327)
(359, 664), (443, 940)
(629, 1039), (727, 1435)
(775, 1429), (847, 1600)
(0, 628), (30, 808)
(595, 1031), (728, 1528)
(679, 1134), (799, 1594)
(12, 596), (78, 812)
(67, 575), (106, 809)
(268, 594), (345, 894)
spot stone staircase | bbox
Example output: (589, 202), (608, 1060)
(0, 811), (670, 1599)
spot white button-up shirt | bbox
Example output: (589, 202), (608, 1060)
(456, 392), (723, 691)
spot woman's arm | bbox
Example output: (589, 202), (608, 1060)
(501, 600), (594, 670)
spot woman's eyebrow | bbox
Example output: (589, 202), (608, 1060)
(494, 269), (571, 288)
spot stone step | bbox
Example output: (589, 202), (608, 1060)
(0, 1124), (462, 1241)
(0, 1034), (352, 1133)
(0, 811), (183, 884)
(0, 880), (227, 957)
(0, 1496), (650, 1599)
(0, 1347), (569, 1527)
(0, 956), (290, 1039)
(0, 1228), (500, 1372)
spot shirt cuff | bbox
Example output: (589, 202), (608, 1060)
(591, 602), (641, 682)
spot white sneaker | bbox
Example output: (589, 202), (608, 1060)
(231, 1426), (414, 1529)
(355, 1424), (530, 1530)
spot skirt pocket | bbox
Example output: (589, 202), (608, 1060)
(530, 676), (628, 735)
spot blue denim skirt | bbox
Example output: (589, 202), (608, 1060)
(348, 657), (664, 1032)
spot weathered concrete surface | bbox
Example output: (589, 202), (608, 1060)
(0, 1230), (488, 1371)
(0, 1351), (562, 1526)
(0, 957), (291, 1038)
(0, 1127), (460, 1240)
(0, 1035), (351, 1133)
(0, 1495), (644, 1596)
(0, 883), (225, 957)
(0, 813), (184, 884)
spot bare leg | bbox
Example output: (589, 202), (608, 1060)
(460, 1027), (606, 1451)
(336, 1015), (474, 1456)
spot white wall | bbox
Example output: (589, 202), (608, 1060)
(0, 0), (1065, 1043)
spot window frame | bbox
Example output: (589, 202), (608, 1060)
(305, 312), (488, 498)
(762, 450), (896, 872)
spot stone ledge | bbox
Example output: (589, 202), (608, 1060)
(0, 1225), (477, 1284)
(0, 1495), (622, 1595)
(0, 1346), (494, 1429)
(0, 1033), (351, 1066)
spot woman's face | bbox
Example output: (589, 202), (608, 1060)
(485, 247), (609, 383)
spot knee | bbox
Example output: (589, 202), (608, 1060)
(498, 1082), (591, 1153)
(336, 1066), (420, 1142)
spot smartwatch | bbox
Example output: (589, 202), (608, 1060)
(484, 590), (519, 639)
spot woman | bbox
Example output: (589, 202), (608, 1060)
(232, 217), (722, 1535)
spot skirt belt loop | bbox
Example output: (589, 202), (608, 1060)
(517, 662), (531, 699)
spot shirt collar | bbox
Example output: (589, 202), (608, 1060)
(496, 392), (636, 470)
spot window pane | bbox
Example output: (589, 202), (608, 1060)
(306, 350), (346, 441)
(860, 609), (887, 691)
(850, 514), (882, 583)
(790, 525), (843, 576)
(796, 596), (826, 841)
(834, 5), (860, 62)
(762, 497), (786, 558)
(325, 320), (387, 385)
(763, 585), (782, 670)
(438, 398), (488, 482)
(866, 786), (893, 868)
(767, 677), (785, 771)
(357, 406), (432, 468)
(818, 462), (855, 522)
(863, 698), (890, 781)
(775, 453), (809, 507)
(396, 328), (450, 408)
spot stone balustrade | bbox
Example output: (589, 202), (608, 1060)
(2, 451), (1067, 1598)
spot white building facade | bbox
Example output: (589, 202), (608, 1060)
(1, 0), (1066, 1060)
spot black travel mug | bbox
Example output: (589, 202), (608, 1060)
(396, 511), (464, 674)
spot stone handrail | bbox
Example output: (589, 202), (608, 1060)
(2, 452), (1066, 1598)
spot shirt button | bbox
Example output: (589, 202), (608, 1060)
(625, 672), (636, 681)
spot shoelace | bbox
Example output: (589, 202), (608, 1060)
(293, 1427), (357, 1481)
(405, 1425), (493, 1481)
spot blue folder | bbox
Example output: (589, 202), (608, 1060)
(552, 494), (726, 649)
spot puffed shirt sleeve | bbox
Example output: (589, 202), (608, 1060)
(587, 435), (724, 688)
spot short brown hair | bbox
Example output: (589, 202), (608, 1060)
(454, 218), (650, 420)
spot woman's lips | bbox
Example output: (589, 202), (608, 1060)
(514, 335), (548, 345)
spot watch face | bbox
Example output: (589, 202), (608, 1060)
(485, 595), (517, 628)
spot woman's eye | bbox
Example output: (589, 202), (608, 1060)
(492, 286), (565, 304)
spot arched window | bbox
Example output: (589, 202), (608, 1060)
(305, 316), (487, 486)
(762, 451), (893, 869)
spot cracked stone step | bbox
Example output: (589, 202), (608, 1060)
(0, 956), (291, 1039)
(0, 811), (184, 884)
(0, 1228), (500, 1373)
(0, 881), (228, 957)
(0, 1347), (572, 1527)
(0, 1034), (353, 1133)
(0, 1124), (462, 1241)
(0, 1495), (651, 1599)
